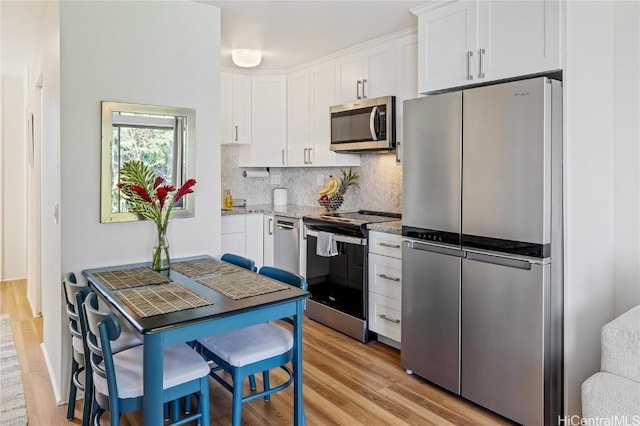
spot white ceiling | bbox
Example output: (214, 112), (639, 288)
(0, 1), (421, 78)
(206, 1), (422, 70)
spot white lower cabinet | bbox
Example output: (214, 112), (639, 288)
(368, 231), (402, 344)
(221, 214), (264, 269)
(263, 215), (275, 267)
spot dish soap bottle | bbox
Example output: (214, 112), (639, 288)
(223, 189), (233, 210)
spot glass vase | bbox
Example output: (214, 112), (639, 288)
(152, 232), (170, 271)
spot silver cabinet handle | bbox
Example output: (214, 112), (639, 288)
(234, 125), (239, 142)
(303, 148), (308, 164)
(478, 48), (486, 78)
(378, 314), (400, 324)
(378, 273), (400, 282)
(362, 78), (367, 99)
(308, 147), (313, 164)
(281, 149), (285, 165)
(379, 242), (401, 248)
(396, 141), (401, 164)
(466, 51), (474, 80)
(356, 80), (362, 99)
(268, 218), (274, 235)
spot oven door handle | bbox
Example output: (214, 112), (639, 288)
(305, 229), (366, 246)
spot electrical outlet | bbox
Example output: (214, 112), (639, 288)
(316, 175), (325, 186)
(271, 174), (281, 185)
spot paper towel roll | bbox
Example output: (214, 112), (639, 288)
(242, 170), (269, 178)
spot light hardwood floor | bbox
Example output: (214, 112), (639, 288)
(1, 279), (513, 425)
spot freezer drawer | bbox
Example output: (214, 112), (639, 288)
(461, 252), (550, 426)
(402, 241), (462, 394)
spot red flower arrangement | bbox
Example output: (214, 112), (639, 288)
(118, 160), (196, 270)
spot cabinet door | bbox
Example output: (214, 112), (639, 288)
(263, 215), (275, 267)
(477, 0), (560, 81)
(239, 75), (287, 167)
(310, 61), (360, 167)
(395, 33), (419, 159)
(335, 53), (364, 103)
(220, 72), (233, 144)
(362, 40), (397, 99)
(417, 1), (478, 93)
(287, 69), (311, 166)
(245, 214), (264, 269)
(232, 74), (252, 144)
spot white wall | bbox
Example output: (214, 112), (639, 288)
(563, 1), (615, 416)
(38, 1), (222, 399)
(613, 0), (640, 317)
(1, 75), (27, 280)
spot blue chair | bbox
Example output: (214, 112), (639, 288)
(221, 253), (257, 272)
(63, 273), (142, 426)
(197, 266), (307, 426)
(83, 292), (210, 426)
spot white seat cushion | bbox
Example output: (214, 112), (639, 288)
(72, 336), (84, 354)
(111, 328), (143, 354)
(93, 343), (210, 399)
(198, 323), (293, 367)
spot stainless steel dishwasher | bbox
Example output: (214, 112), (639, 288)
(274, 216), (299, 274)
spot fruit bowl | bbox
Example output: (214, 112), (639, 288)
(318, 194), (344, 212)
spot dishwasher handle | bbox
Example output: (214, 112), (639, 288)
(275, 218), (297, 231)
(404, 239), (465, 258)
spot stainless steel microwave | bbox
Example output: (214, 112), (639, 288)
(330, 95), (396, 152)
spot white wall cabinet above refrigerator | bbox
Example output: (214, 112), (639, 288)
(413, 0), (560, 94)
(221, 72), (252, 144)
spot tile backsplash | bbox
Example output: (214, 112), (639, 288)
(221, 145), (402, 213)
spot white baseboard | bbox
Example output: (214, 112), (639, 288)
(26, 293), (41, 318)
(40, 342), (63, 405)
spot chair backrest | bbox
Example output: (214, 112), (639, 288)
(83, 292), (122, 404)
(221, 253), (257, 272)
(63, 272), (92, 342)
(258, 266), (308, 291)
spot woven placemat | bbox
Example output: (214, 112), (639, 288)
(197, 269), (290, 300)
(171, 258), (241, 278)
(94, 267), (171, 291)
(115, 283), (213, 318)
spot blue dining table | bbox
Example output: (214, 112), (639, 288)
(83, 255), (310, 425)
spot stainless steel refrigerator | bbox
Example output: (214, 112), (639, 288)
(401, 77), (563, 426)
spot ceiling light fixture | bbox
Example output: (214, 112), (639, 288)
(231, 49), (262, 68)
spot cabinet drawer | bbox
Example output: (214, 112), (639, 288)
(221, 215), (245, 234)
(368, 253), (402, 300)
(369, 231), (402, 258)
(368, 293), (401, 342)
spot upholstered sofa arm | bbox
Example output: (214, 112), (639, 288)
(601, 305), (640, 383)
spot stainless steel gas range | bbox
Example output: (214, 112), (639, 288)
(302, 210), (401, 342)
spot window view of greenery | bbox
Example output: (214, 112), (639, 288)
(110, 113), (178, 213)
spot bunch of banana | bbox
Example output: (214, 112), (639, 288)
(318, 176), (339, 196)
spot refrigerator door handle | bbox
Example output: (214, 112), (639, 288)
(404, 239), (465, 257)
(466, 251), (532, 270)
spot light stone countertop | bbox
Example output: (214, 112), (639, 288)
(367, 220), (402, 235)
(221, 204), (326, 219)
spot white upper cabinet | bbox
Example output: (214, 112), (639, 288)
(414, 0), (560, 94)
(239, 75), (287, 167)
(310, 61), (360, 167)
(221, 72), (252, 144)
(477, 1), (560, 80)
(335, 40), (397, 103)
(394, 33), (419, 161)
(285, 61), (360, 167)
(287, 69), (312, 166)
